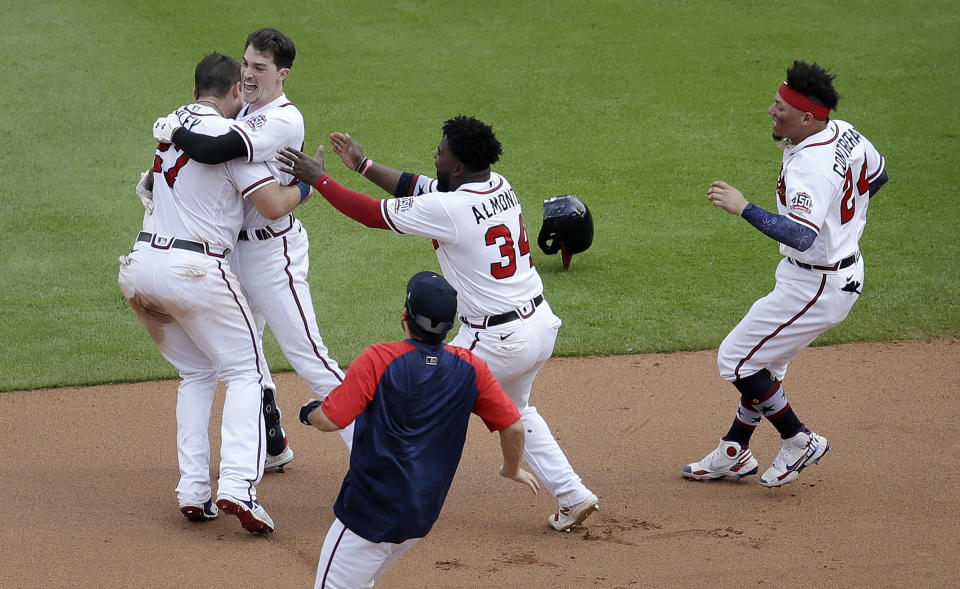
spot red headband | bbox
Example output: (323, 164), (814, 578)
(778, 82), (830, 121)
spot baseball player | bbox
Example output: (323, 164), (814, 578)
(300, 271), (539, 588)
(152, 28), (353, 462)
(278, 115), (600, 532)
(684, 61), (888, 487)
(120, 53), (311, 533)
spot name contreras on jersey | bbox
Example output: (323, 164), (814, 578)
(831, 127), (863, 179)
(471, 189), (520, 224)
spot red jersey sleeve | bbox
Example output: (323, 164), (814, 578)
(448, 346), (521, 431)
(321, 342), (415, 428)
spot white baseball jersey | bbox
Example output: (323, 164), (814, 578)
(718, 118), (886, 383)
(227, 93), (349, 440)
(153, 103), (277, 247)
(231, 93), (305, 230)
(776, 119), (886, 266)
(381, 172), (543, 320)
(377, 171), (593, 508)
(121, 102), (280, 509)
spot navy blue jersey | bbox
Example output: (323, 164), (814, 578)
(321, 339), (519, 543)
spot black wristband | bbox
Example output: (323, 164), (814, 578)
(355, 157), (369, 173)
(299, 399), (323, 426)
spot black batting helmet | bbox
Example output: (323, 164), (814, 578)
(537, 195), (593, 269)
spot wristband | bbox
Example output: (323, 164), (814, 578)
(355, 157), (369, 173)
(360, 158), (374, 176)
(299, 399), (323, 426)
(296, 181), (312, 203)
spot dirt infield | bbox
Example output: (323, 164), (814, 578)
(3, 338), (957, 588)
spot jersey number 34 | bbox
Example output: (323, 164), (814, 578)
(485, 216), (532, 279)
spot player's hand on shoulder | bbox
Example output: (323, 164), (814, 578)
(329, 132), (364, 170)
(153, 113), (181, 144)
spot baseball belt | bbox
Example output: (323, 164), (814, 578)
(238, 214), (296, 241)
(789, 252), (859, 271)
(460, 294), (544, 329)
(135, 231), (229, 258)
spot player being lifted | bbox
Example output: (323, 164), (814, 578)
(278, 116), (600, 532)
(123, 52), (311, 534)
(151, 28), (353, 466)
(685, 60), (887, 487)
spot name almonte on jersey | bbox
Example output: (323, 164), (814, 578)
(470, 187), (521, 224)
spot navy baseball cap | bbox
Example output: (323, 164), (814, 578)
(405, 271), (458, 336)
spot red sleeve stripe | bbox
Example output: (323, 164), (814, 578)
(381, 200), (405, 234)
(867, 156), (886, 181)
(788, 213), (820, 232)
(231, 123), (255, 163)
(241, 176), (276, 197)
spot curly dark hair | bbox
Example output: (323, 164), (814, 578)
(195, 53), (240, 98)
(442, 115), (502, 171)
(245, 28), (296, 70)
(786, 60), (840, 111)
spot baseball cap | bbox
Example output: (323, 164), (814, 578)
(405, 271), (458, 337)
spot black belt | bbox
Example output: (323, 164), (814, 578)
(238, 215), (296, 241)
(461, 295), (544, 329)
(135, 231), (228, 258)
(790, 252), (859, 271)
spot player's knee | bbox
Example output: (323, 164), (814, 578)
(732, 369), (779, 404)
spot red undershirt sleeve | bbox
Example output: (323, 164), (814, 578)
(312, 174), (389, 229)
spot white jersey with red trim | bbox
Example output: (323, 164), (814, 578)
(776, 119), (885, 266)
(152, 103), (277, 249)
(380, 172), (543, 320)
(231, 93), (305, 230)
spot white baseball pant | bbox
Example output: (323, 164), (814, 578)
(451, 301), (592, 507)
(718, 256), (865, 382)
(233, 218), (354, 449)
(314, 517), (420, 589)
(118, 245), (266, 504)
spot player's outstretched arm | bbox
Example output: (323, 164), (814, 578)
(498, 420), (540, 495)
(707, 180), (816, 251)
(277, 145), (390, 230)
(329, 132), (403, 196)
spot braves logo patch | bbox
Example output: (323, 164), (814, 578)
(243, 114), (268, 132)
(393, 197), (414, 214)
(789, 191), (813, 215)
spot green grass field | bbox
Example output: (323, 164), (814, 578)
(1, 1), (957, 391)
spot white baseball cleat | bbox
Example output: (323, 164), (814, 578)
(215, 495), (275, 534)
(548, 493), (599, 532)
(682, 439), (759, 481)
(264, 444), (294, 472)
(179, 498), (218, 522)
(758, 429), (829, 487)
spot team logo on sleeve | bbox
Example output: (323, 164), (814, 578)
(243, 114), (268, 132)
(790, 192), (813, 215)
(393, 197), (414, 214)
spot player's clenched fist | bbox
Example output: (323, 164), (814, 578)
(153, 114), (181, 144)
(707, 180), (748, 216)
